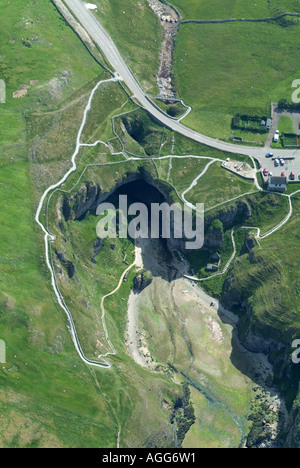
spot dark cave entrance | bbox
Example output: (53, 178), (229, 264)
(101, 177), (176, 272)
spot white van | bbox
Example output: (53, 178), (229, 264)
(273, 130), (279, 142)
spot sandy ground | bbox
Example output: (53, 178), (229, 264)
(126, 237), (273, 379)
(125, 237), (287, 439)
(126, 237), (166, 369)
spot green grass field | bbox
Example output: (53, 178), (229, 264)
(183, 387), (242, 448)
(0, 0), (133, 448)
(272, 115), (298, 148)
(187, 164), (257, 209)
(171, 0), (300, 20)
(93, 0), (162, 94)
(0, 1), (100, 112)
(278, 115), (296, 134)
(175, 21), (300, 140)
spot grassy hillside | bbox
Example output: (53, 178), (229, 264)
(2, 0), (300, 448)
(187, 164), (257, 209)
(278, 115), (296, 134)
(0, 0), (126, 447)
(0, 1), (100, 112)
(225, 196), (300, 342)
(93, 0), (162, 94)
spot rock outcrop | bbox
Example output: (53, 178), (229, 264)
(206, 200), (252, 230)
(54, 249), (76, 279)
(133, 269), (153, 293)
(62, 181), (102, 221)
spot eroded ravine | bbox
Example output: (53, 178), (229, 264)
(146, 0), (179, 99)
(124, 209), (286, 447)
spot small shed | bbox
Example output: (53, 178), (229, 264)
(206, 264), (219, 272)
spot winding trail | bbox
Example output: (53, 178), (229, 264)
(185, 190), (300, 283)
(99, 262), (136, 361)
(35, 76), (127, 369)
(36, 76), (299, 364)
(35, 3), (300, 368)
(29, 3), (300, 451)
(181, 159), (222, 210)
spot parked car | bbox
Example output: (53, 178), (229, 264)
(263, 168), (269, 176)
(281, 172), (286, 177)
(265, 152), (273, 158)
(273, 130), (280, 142)
(274, 159), (279, 167)
(280, 159), (285, 166)
(290, 172), (295, 180)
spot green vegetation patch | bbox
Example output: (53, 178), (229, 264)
(232, 114), (270, 134)
(175, 21), (300, 140)
(0, 0), (100, 112)
(278, 115), (296, 134)
(171, 0), (300, 20)
(187, 164), (256, 210)
(118, 111), (166, 157)
(222, 196), (300, 345)
(0, 0), (131, 448)
(93, 0), (162, 94)
(183, 387), (242, 448)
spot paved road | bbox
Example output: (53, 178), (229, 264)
(64, 0), (300, 167)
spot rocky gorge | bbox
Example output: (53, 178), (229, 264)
(52, 167), (300, 447)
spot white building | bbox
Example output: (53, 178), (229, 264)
(267, 175), (287, 192)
